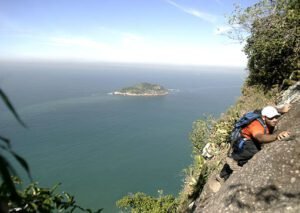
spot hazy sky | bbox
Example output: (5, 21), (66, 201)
(0, 0), (259, 66)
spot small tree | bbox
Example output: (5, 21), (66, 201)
(228, 0), (300, 88)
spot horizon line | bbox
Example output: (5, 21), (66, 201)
(0, 58), (247, 69)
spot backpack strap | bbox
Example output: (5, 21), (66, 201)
(256, 117), (267, 134)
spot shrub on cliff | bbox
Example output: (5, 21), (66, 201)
(116, 191), (178, 213)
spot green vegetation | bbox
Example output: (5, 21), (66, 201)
(228, 0), (299, 88)
(116, 82), (168, 95)
(116, 191), (178, 213)
(0, 88), (31, 210)
(1, 178), (103, 213)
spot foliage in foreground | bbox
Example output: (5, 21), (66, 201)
(0, 88), (102, 212)
(116, 191), (178, 213)
(0, 178), (103, 213)
(0, 88), (31, 209)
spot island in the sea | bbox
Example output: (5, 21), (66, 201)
(113, 82), (169, 96)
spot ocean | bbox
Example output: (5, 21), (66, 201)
(0, 62), (245, 212)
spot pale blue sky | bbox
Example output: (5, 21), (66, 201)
(0, 0), (259, 66)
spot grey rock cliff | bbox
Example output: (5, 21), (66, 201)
(194, 84), (300, 213)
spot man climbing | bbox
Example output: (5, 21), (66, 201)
(219, 104), (291, 180)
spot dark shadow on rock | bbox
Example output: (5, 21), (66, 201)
(225, 184), (254, 211)
(225, 184), (300, 211)
(283, 192), (300, 199)
(189, 167), (210, 202)
(255, 185), (279, 204)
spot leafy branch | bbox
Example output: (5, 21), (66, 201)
(0, 88), (102, 212)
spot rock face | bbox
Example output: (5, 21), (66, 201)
(278, 82), (300, 105)
(194, 84), (300, 213)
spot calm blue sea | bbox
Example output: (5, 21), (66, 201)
(0, 62), (245, 212)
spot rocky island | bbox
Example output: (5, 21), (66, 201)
(113, 82), (168, 96)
